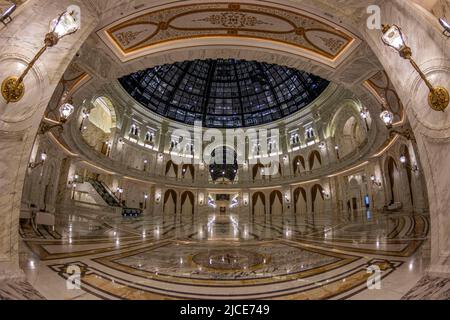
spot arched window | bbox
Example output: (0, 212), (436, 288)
(130, 124), (139, 136)
(145, 131), (153, 143)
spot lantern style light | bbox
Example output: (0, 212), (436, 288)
(59, 103), (75, 122)
(400, 155), (407, 164)
(40, 152), (48, 161)
(1, 5), (81, 103)
(49, 6), (81, 42)
(380, 110), (394, 128)
(370, 175), (376, 182)
(382, 25), (408, 54)
(381, 24), (449, 112)
(360, 109), (369, 119)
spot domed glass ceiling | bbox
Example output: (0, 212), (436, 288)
(119, 59), (329, 128)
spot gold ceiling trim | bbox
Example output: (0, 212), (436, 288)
(99, 2), (360, 67)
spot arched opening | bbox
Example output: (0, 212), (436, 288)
(400, 144), (414, 208)
(252, 162), (267, 181)
(269, 190), (283, 215)
(165, 161), (178, 179)
(209, 146), (238, 183)
(340, 116), (365, 157)
(385, 157), (401, 206)
(181, 191), (194, 216)
(252, 192), (266, 216)
(347, 177), (362, 212)
(308, 150), (322, 171)
(182, 164), (195, 181)
(81, 96), (116, 154)
(311, 184), (325, 214)
(163, 189), (177, 215)
(294, 187), (307, 215)
(293, 156), (306, 175)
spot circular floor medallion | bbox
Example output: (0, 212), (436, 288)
(192, 249), (265, 270)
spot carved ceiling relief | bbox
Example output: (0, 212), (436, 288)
(103, 3), (357, 61)
(364, 71), (405, 123)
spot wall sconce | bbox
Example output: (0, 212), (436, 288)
(155, 190), (161, 203)
(360, 108), (370, 130)
(370, 175), (382, 187)
(318, 142), (326, 150)
(243, 193), (249, 206)
(284, 192), (290, 203)
(439, 18), (450, 38)
(380, 99), (416, 141)
(29, 152), (47, 169)
(0, 3), (16, 26)
(360, 108), (369, 119)
(39, 102), (75, 134)
(79, 109), (89, 130)
(1, 5), (81, 103)
(399, 155), (419, 172)
(381, 24), (449, 111)
(321, 189), (330, 199)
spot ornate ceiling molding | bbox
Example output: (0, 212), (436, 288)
(364, 70), (405, 125)
(97, 2), (361, 68)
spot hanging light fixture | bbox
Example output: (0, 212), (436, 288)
(59, 103), (75, 122)
(1, 5), (81, 103)
(380, 109), (394, 129)
(381, 24), (449, 112)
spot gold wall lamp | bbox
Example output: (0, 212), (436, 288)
(1, 5), (81, 103)
(399, 155), (419, 173)
(378, 99), (416, 142)
(28, 152), (47, 169)
(381, 24), (449, 112)
(39, 102), (75, 134)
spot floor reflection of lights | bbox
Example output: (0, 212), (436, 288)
(17, 210), (432, 300)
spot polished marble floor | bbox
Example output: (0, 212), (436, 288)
(15, 208), (440, 300)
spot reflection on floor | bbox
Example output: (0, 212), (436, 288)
(17, 209), (437, 300)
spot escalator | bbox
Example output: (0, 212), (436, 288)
(87, 179), (143, 217)
(88, 179), (121, 207)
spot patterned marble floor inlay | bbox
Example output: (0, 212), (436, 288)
(402, 276), (450, 300)
(0, 279), (46, 300)
(17, 209), (433, 300)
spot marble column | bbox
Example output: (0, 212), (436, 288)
(363, 0), (450, 275)
(0, 0), (98, 279)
